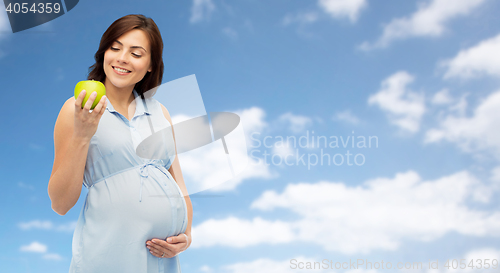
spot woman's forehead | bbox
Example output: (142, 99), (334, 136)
(114, 29), (150, 50)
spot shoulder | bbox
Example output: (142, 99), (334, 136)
(57, 97), (76, 121)
(63, 96), (76, 110)
(157, 101), (173, 126)
(54, 97), (76, 137)
(145, 97), (172, 125)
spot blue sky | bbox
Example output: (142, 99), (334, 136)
(1, 0), (500, 272)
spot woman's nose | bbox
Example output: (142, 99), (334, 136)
(117, 51), (129, 64)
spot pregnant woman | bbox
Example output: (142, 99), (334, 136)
(47, 14), (193, 272)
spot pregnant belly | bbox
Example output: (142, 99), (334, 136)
(83, 167), (187, 243)
(72, 168), (187, 271)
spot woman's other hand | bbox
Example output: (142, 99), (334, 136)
(73, 90), (107, 141)
(145, 233), (190, 258)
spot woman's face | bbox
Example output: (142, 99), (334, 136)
(103, 29), (152, 91)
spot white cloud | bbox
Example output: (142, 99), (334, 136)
(447, 93), (469, 116)
(20, 242), (47, 253)
(318, 0), (367, 22)
(491, 166), (500, 182)
(461, 248), (500, 271)
(281, 11), (320, 38)
(250, 170), (497, 254)
(368, 71), (425, 133)
(283, 0), (366, 37)
(425, 90), (500, 158)
(0, 7), (10, 32)
(192, 170), (498, 254)
(18, 220), (52, 230)
(18, 220), (76, 232)
(333, 110), (360, 124)
(179, 142), (274, 192)
(431, 88), (453, 105)
(17, 181), (35, 190)
(199, 265), (213, 273)
(171, 114), (194, 124)
(222, 27), (238, 40)
(0, 5), (11, 57)
(191, 216), (295, 248)
(19, 241), (64, 261)
(54, 221), (78, 232)
(278, 112), (313, 134)
(237, 107), (268, 141)
(458, 248), (500, 273)
(243, 19), (254, 33)
(269, 140), (296, 169)
(29, 143), (44, 151)
(442, 33), (500, 79)
(272, 140), (295, 159)
(178, 107), (273, 193)
(43, 253), (63, 261)
(359, 0), (486, 50)
(190, 0), (216, 24)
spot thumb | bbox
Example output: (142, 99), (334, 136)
(166, 234), (188, 244)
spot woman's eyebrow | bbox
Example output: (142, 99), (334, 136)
(114, 40), (147, 52)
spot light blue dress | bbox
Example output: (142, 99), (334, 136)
(69, 89), (188, 273)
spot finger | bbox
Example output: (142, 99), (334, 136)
(148, 245), (175, 258)
(75, 90), (86, 109)
(151, 239), (185, 256)
(91, 95), (107, 116)
(148, 242), (174, 255)
(151, 239), (169, 248)
(166, 234), (188, 244)
(148, 246), (160, 257)
(83, 91), (97, 111)
(100, 100), (108, 116)
(149, 240), (176, 252)
(149, 247), (166, 258)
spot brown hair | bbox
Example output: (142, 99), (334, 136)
(87, 14), (163, 99)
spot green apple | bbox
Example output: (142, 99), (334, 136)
(74, 80), (106, 110)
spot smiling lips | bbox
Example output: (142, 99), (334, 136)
(112, 66), (131, 75)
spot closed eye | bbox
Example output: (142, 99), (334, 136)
(110, 47), (142, 58)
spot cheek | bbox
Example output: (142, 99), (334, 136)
(103, 54), (111, 65)
(103, 51), (116, 65)
(134, 60), (149, 72)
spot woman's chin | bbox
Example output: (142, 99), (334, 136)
(107, 80), (135, 90)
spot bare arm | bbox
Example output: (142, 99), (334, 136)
(160, 103), (193, 248)
(48, 91), (107, 215)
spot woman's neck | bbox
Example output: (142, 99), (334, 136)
(103, 78), (136, 110)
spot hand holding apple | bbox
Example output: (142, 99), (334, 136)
(72, 85), (108, 142)
(74, 80), (106, 110)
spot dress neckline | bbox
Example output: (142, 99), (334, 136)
(105, 89), (151, 122)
